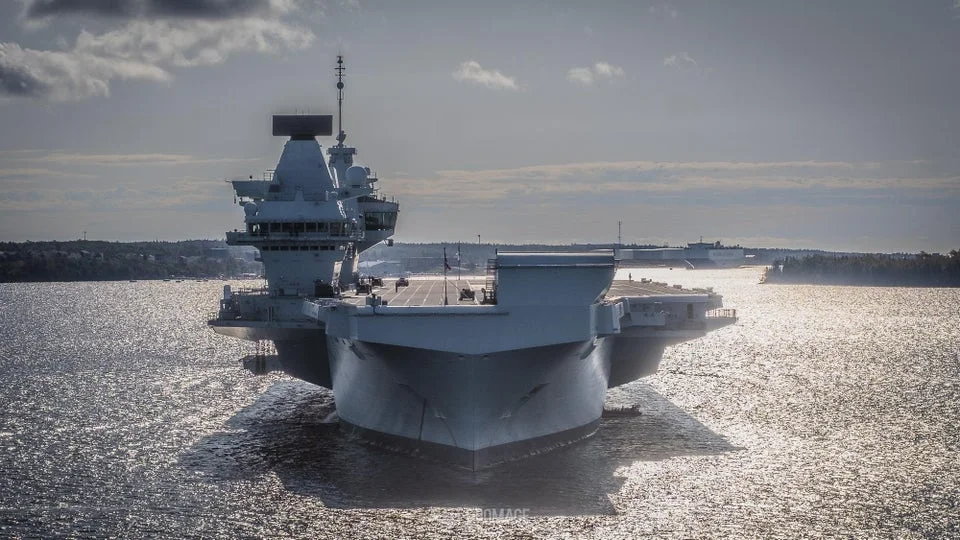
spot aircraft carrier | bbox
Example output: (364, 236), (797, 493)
(209, 57), (737, 469)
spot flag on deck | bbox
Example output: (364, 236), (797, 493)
(444, 250), (452, 271)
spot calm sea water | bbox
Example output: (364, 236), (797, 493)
(0, 268), (957, 538)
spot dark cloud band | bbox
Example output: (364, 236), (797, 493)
(0, 64), (50, 99)
(24, 0), (273, 20)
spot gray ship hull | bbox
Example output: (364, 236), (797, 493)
(212, 325), (670, 468)
(212, 271), (735, 469)
(325, 337), (615, 469)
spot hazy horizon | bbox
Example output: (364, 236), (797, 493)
(2, 0), (958, 252)
(2, 236), (953, 256)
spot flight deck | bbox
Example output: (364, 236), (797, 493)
(337, 277), (706, 307)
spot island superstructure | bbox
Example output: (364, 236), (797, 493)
(210, 57), (737, 469)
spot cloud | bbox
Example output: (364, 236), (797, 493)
(452, 60), (518, 90)
(389, 160), (959, 204)
(0, 42), (171, 101)
(34, 152), (259, 166)
(663, 52), (698, 68)
(566, 67), (593, 85)
(1, 150), (259, 168)
(340, 0), (361, 13)
(73, 18), (313, 68)
(649, 3), (678, 18)
(0, 167), (96, 180)
(567, 61), (624, 86)
(0, 57), (51, 96)
(0, 148), (261, 212)
(0, 173), (231, 212)
(593, 61), (624, 78)
(21, 0), (289, 21)
(3, 0), (315, 102)
(0, 149), (45, 158)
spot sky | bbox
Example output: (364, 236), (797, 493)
(0, 0), (958, 253)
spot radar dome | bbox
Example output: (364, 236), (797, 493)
(345, 165), (368, 185)
(243, 202), (258, 217)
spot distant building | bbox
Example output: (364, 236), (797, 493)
(620, 240), (745, 269)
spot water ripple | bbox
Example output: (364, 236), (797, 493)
(0, 274), (957, 538)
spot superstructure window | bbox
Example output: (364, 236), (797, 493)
(364, 212), (398, 230)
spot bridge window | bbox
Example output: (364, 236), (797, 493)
(364, 212), (398, 231)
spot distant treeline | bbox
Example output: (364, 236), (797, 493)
(0, 240), (261, 283)
(763, 251), (960, 287)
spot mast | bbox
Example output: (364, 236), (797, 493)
(443, 247), (449, 305)
(336, 55), (346, 147)
(617, 220), (622, 256)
